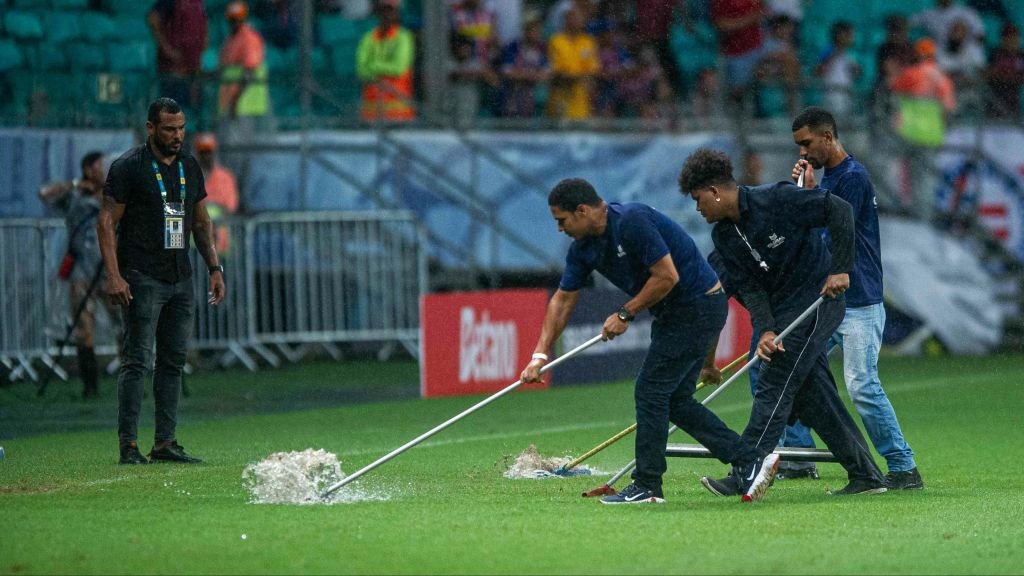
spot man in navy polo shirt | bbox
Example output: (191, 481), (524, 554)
(791, 107), (923, 490)
(679, 148), (887, 497)
(520, 178), (780, 505)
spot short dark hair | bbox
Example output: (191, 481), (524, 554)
(677, 148), (734, 195)
(548, 178), (602, 212)
(792, 106), (838, 139)
(80, 151), (103, 175)
(148, 97), (182, 125)
(830, 20), (853, 41)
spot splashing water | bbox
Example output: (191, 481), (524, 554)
(243, 448), (389, 505)
(502, 444), (596, 479)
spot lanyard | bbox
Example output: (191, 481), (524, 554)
(734, 224), (770, 272)
(151, 159), (185, 204)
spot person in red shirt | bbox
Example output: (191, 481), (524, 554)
(147, 0), (207, 113)
(710, 0), (769, 106)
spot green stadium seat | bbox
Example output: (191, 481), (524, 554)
(4, 10), (45, 40)
(112, 15), (153, 42)
(318, 15), (363, 46)
(12, 0), (49, 8)
(200, 46), (218, 73)
(104, 0), (151, 17)
(0, 39), (25, 71)
(107, 40), (152, 73)
(331, 44), (358, 76)
(65, 41), (106, 71)
(51, 0), (88, 8)
(44, 11), (82, 43)
(25, 42), (69, 70)
(79, 11), (117, 42)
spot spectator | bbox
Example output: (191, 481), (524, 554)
(619, 43), (671, 120)
(254, 0), (299, 50)
(194, 133), (239, 255)
(447, 32), (498, 127)
(710, 0), (768, 109)
(593, 20), (631, 117)
(755, 14), (802, 116)
(691, 67), (725, 125)
(147, 0), (207, 114)
(890, 38), (957, 116)
(499, 15), (550, 118)
(98, 97), (225, 465)
(815, 20), (861, 118)
(635, 0), (686, 94)
(936, 18), (987, 111)
(545, 0), (597, 37)
(985, 23), (1024, 119)
(38, 151), (122, 400)
(217, 1), (270, 138)
(356, 0), (416, 122)
(872, 14), (917, 124)
(545, 7), (600, 120)
(450, 0), (502, 115)
(911, 0), (985, 48)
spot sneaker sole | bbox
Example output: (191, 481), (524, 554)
(742, 454), (780, 503)
(599, 496), (666, 505)
(700, 477), (735, 497)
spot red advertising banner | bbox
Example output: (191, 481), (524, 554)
(717, 298), (753, 367)
(420, 289), (550, 398)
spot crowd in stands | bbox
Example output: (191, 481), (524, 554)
(1, 0), (1023, 129)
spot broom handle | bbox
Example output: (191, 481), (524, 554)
(322, 334), (605, 497)
(601, 296), (826, 488)
(562, 352), (746, 471)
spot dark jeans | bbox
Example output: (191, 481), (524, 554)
(117, 269), (195, 445)
(632, 290), (741, 491)
(735, 297), (884, 484)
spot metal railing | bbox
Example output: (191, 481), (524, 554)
(1, 211), (427, 381)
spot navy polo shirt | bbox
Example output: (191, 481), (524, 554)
(560, 202), (718, 315)
(820, 155), (883, 307)
(711, 182), (851, 336)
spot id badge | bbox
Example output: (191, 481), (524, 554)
(163, 202), (185, 249)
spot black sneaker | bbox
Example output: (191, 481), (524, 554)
(776, 462), (820, 480)
(738, 453), (780, 502)
(119, 442), (148, 465)
(701, 470), (741, 497)
(599, 482), (665, 505)
(827, 478), (888, 496)
(885, 467), (924, 490)
(149, 441), (203, 464)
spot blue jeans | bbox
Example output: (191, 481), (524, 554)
(632, 290), (743, 492)
(117, 269), (195, 445)
(779, 303), (916, 472)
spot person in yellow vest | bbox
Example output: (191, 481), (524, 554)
(218, 1), (269, 121)
(194, 133), (238, 256)
(356, 0), (416, 122)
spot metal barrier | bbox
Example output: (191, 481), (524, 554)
(1, 211), (427, 380)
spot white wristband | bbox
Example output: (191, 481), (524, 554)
(531, 352), (549, 362)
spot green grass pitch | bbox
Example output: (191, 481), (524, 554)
(1, 353), (1022, 574)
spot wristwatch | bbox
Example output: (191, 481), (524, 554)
(616, 307), (635, 322)
(209, 265), (225, 274)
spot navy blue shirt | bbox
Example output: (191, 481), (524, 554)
(712, 183), (853, 336)
(820, 155), (883, 307)
(560, 202), (718, 315)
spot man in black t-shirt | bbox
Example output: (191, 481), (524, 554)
(98, 97), (226, 465)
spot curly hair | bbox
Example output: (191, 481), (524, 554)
(677, 148), (735, 195)
(549, 178), (602, 212)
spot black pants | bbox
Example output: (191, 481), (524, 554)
(632, 290), (742, 492)
(735, 297), (884, 483)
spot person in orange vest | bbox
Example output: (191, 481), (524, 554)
(356, 0), (416, 122)
(194, 133), (239, 256)
(218, 1), (269, 121)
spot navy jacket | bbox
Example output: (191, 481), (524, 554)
(711, 182), (854, 337)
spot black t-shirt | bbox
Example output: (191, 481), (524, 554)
(104, 142), (207, 283)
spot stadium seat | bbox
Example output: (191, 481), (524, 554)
(3, 10), (45, 40)
(11, 0), (48, 8)
(318, 15), (363, 46)
(65, 41), (106, 71)
(200, 46), (218, 73)
(51, 0), (89, 8)
(111, 15), (153, 42)
(104, 0), (151, 17)
(29, 42), (69, 70)
(331, 44), (358, 76)
(107, 40), (152, 73)
(79, 11), (117, 42)
(43, 11), (82, 44)
(0, 39), (24, 71)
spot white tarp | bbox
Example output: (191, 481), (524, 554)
(880, 217), (1004, 354)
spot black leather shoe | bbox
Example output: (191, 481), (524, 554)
(828, 478), (887, 496)
(885, 467), (924, 490)
(149, 441), (203, 464)
(119, 442), (149, 465)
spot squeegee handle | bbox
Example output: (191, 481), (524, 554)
(322, 334), (605, 497)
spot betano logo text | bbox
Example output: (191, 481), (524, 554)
(459, 307), (518, 383)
